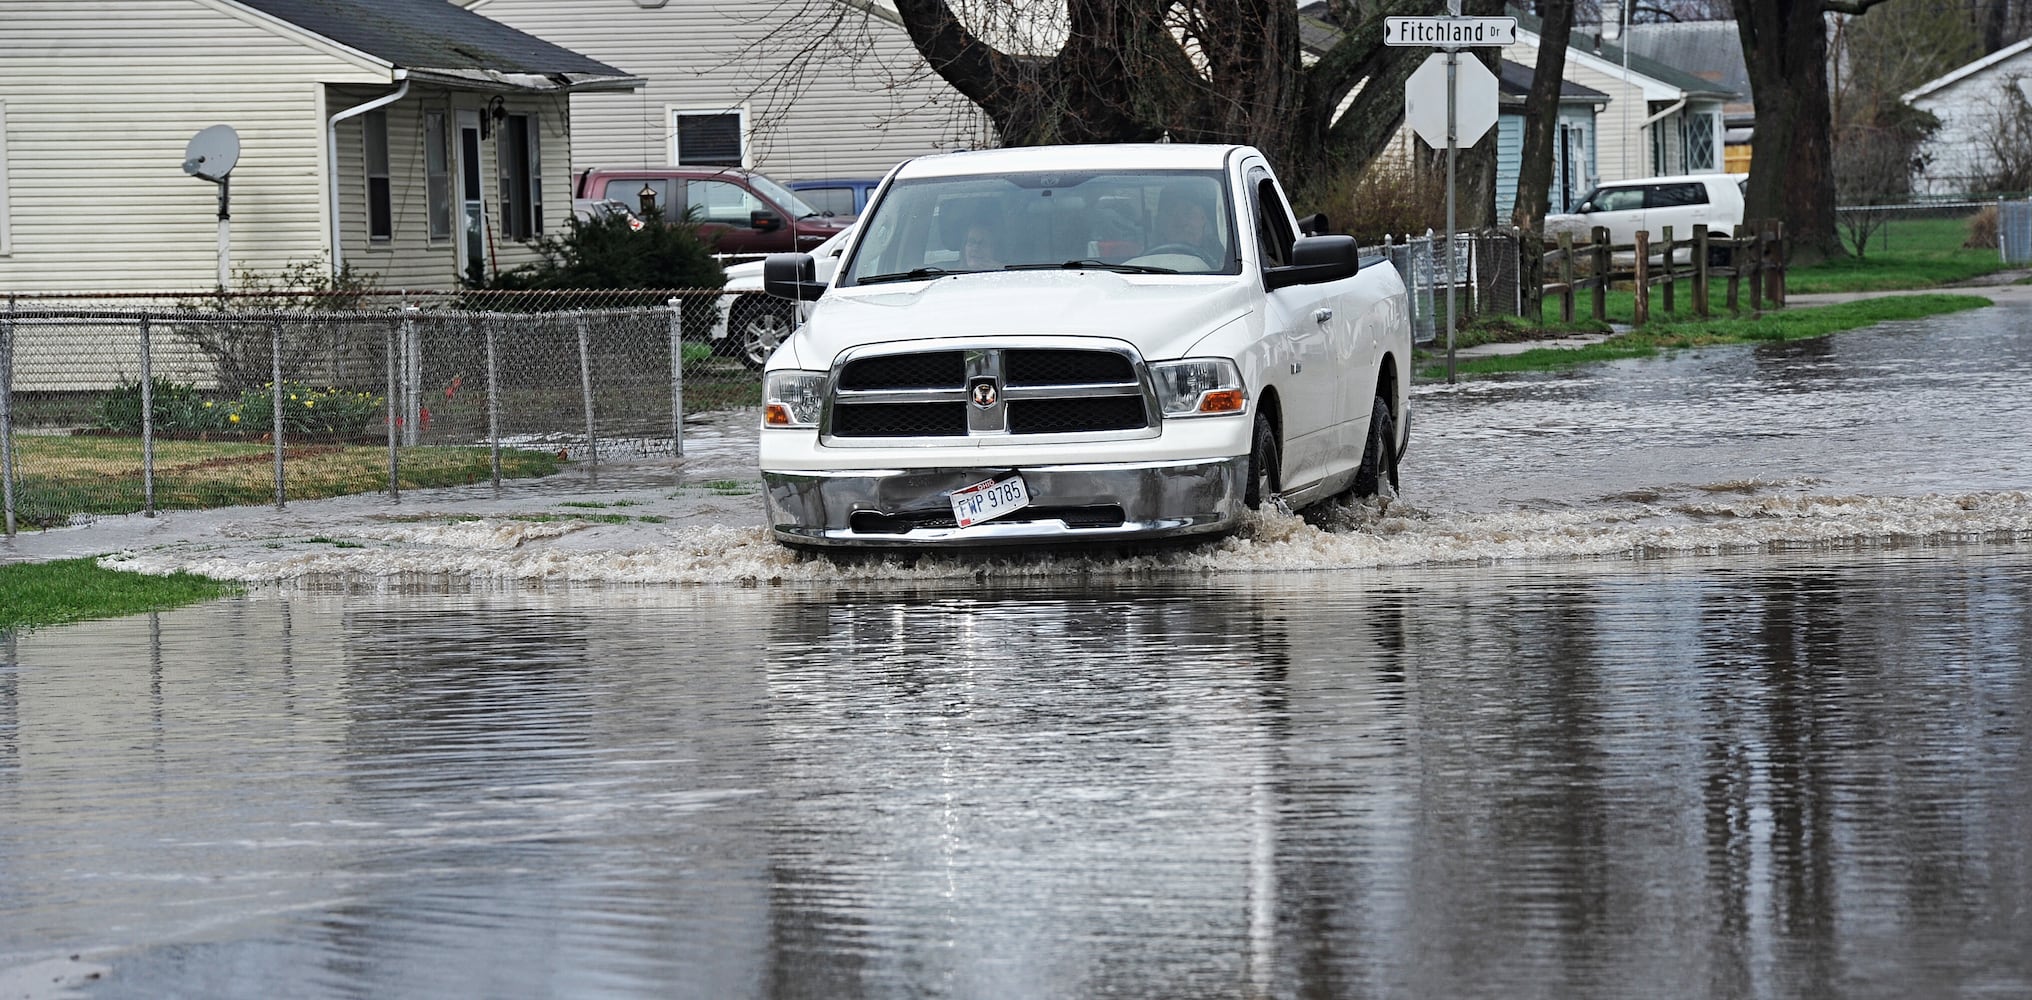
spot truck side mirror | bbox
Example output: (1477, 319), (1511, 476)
(1264, 235), (1359, 290)
(763, 253), (827, 301)
(1297, 212), (1329, 237)
(750, 210), (783, 233)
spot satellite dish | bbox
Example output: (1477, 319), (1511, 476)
(182, 125), (240, 183)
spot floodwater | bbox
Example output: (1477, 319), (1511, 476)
(3, 303), (2032, 998)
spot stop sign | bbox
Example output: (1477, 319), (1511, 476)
(1405, 52), (1499, 149)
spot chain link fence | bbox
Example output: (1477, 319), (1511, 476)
(1368, 231), (1522, 343)
(2, 246), (1539, 534)
(2, 288), (749, 534)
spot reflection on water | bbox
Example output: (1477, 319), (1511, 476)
(3, 548), (2029, 998)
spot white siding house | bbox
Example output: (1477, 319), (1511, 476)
(458, 0), (993, 185)
(1904, 37), (2032, 198)
(1494, 60), (1608, 216)
(1511, 17), (1734, 186)
(0, 0), (638, 296)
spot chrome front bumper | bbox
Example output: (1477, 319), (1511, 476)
(762, 457), (1249, 547)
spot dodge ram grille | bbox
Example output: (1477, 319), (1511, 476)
(828, 346), (1151, 439)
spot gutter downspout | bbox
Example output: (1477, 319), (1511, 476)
(327, 74), (409, 277)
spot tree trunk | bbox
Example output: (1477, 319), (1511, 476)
(1513, 0), (1575, 231)
(1734, 0), (1873, 264)
(1512, 1), (1576, 319)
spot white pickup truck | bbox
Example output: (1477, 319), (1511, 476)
(757, 143), (1411, 548)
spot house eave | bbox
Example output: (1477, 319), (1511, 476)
(403, 67), (644, 93)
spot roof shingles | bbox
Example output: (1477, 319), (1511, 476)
(237, 0), (631, 80)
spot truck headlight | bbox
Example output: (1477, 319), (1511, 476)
(763, 370), (827, 428)
(1150, 359), (1247, 417)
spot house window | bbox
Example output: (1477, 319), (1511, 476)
(366, 109), (392, 242)
(497, 112), (542, 241)
(0, 100), (10, 256)
(673, 110), (743, 166)
(1684, 112), (1717, 171)
(425, 110), (452, 242)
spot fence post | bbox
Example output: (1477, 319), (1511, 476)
(1693, 224), (1710, 319)
(271, 318), (285, 509)
(1748, 225), (1765, 315)
(140, 314), (156, 517)
(385, 316), (400, 500)
(401, 300), (419, 447)
(668, 297), (685, 460)
(1633, 231), (1650, 326)
(1728, 224), (1745, 315)
(1558, 231), (1575, 324)
(577, 311), (599, 475)
(1767, 221), (1786, 308)
(1660, 225), (1675, 316)
(485, 315), (501, 490)
(1591, 226), (1609, 322)
(2, 297), (15, 537)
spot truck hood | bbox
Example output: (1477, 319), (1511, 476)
(786, 272), (1256, 369)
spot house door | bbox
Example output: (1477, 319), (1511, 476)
(456, 110), (487, 284)
(1560, 123), (1590, 213)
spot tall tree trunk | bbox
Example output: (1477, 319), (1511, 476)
(1513, 0), (1575, 230)
(1735, 0), (1889, 264)
(1512, 0), (1576, 319)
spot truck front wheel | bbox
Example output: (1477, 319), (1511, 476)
(1244, 414), (1281, 511)
(1353, 395), (1399, 498)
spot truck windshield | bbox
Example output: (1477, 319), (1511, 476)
(746, 172), (828, 220)
(840, 170), (1239, 284)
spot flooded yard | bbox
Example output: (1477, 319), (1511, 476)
(3, 303), (2031, 998)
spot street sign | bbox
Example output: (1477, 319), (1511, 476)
(1404, 52), (1499, 149)
(1384, 16), (1518, 47)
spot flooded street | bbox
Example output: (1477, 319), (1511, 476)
(3, 304), (2032, 997)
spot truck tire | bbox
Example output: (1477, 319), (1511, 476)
(1244, 413), (1281, 511)
(725, 297), (796, 370)
(1353, 395), (1398, 498)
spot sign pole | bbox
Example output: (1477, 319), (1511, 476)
(1445, 47), (1458, 385)
(1443, 0), (1459, 385)
(1388, 5), (1510, 387)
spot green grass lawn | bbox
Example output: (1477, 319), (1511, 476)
(8, 437), (562, 529)
(1424, 293), (1991, 380)
(1790, 215), (2018, 293)
(0, 557), (241, 633)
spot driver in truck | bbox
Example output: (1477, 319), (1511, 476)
(1152, 184), (1222, 264)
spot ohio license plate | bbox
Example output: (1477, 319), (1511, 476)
(948, 474), (1031, 528)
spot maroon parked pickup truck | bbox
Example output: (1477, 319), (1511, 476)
(573, 166), (851, 256)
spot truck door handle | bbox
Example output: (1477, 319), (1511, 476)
(1313, 308), (1334, 323)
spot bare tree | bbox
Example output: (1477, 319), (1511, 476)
(1833, 124), (1936, 256)
(1969, 76), (2032, 193)
(885, 0), (1437, 184)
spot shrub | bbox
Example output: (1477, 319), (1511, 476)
(91, 378), (230, 435)
(87, 379), (384, 439)
(479, 207), (725, 301)
(174, 258), (380, 394)
(225, 382), (385, 439)
(1299, 162), (1449, 245)
(1965, 205), (1999, 249)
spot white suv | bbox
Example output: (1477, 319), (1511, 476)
(1545, 173), (1746, 260)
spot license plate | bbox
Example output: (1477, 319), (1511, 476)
(948, 474), (1031, 528)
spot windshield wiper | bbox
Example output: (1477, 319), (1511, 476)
(1007, 259), (1178, 274)
(859, 267), (954, 284)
